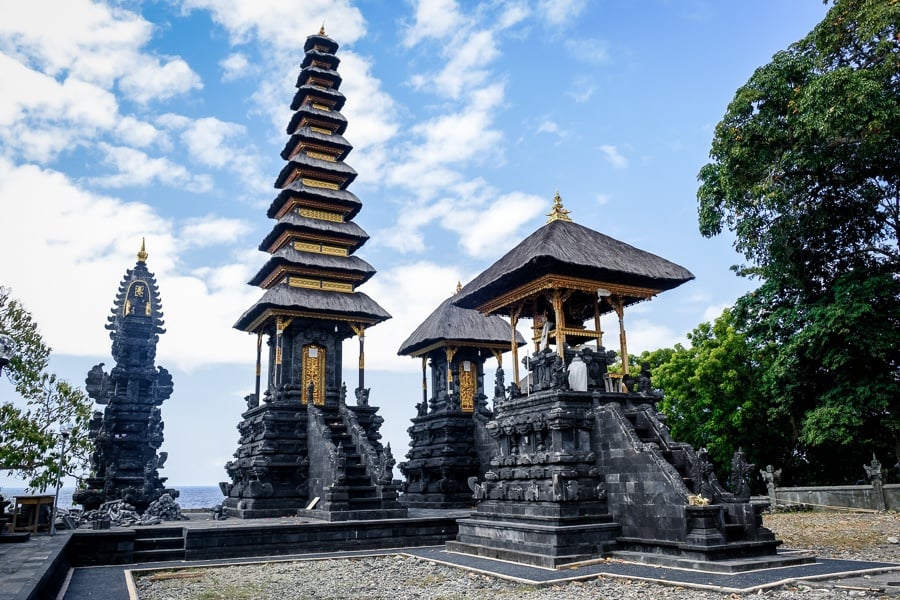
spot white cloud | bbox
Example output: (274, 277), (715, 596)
(537, 0), (587, 27)
(599, 144), (629, 169)
(114, 115), (166, 149)
(220, 52), (251, 81)
(182, 0), (366, 49)
(0, 0), (201, 104)
(157, 114), (265, 189)
(0, 53), (119, 159)
(537, 118), (569, 141)
(567, 75), (596, 103)
(89, 143), (214, 192)
(180, 216), (253, 248)
(355, 261), (468, 372)
(402, 0), (465, 46)
(119, 55), (202, 104)
(442, 191), (546, 258)
(0, 158), (259, 370)
(565, 37), (611, 65)
(596, 193), (611, 206)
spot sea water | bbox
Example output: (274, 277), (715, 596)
(0, 485), (224, 510)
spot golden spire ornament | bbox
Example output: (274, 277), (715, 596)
(546, 190), (573, 223)
(137, 238), (148, 262)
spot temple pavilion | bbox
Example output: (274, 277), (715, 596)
(398, 285), (525, 508)
(220, 28), (404, 521)
(444, 195), (795, 569)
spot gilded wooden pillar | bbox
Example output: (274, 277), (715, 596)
(421, 356), (428, 407)
(351, 323), (365, 390)
(445, 346), (457, 394)
(551, 289), (566, 358)
(254, 331), (262, 402)
(612, 296), (629, 375)
(510, 305), (522, 385)
(274, 316), (284, 385)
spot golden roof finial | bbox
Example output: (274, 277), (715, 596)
(546, 190), (572, 223)
(137, 238), (148, 263)
(455, 281), (463, 294)
(319, 22), (326, 36)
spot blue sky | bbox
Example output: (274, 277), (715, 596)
(0, 0), (830, 487)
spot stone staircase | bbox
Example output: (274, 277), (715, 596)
(624, 408), (696, 492)
(132, 526), (185, 563)
(322, 407), (385, 512)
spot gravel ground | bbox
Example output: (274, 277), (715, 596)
(134, 511), (900, 600)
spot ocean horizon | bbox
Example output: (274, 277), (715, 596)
(1, 485), (224, 510)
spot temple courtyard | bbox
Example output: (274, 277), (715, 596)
(4, 510), (899, 599)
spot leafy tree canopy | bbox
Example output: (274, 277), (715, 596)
(0, 287), (92, 491)
(695, 0), (900, 482)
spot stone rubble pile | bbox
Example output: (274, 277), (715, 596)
(74, 493), (186, 528)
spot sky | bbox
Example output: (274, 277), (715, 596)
(0, 0), (831, 488)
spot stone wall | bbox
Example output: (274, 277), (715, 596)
(772, 484), (900, 511)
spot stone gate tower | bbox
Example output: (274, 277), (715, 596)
(75, 241), (177, 513)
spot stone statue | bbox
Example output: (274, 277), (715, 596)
(727, 448), (754, 501)
(244, 393), (259, 409)
(494, 367), (506, 400)
(550, 353), (567, 389)
(355, 387), (370, 406)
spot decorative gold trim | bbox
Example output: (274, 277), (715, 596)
(294, 241), (321, 253)
(321, 280), (353, 293)
(137, 238), (148, 263)
(459, 363), (475, 412)
(301, 177), (340, 191)
(320, 245), (348, 256)
(299, 207), (343, 222)
(292, 240), (349, 256)
(310, 125), (333, 135)
(311, 103), (330, 111)
(476, 274), (659, 316)
(243, 308), (383, 334)
(288, 276), (321, 290)
(406, 340), (511, 358)
(301, 344), (326, 406)
(491, 349), (504, 366)
(306, 150), (336, 162)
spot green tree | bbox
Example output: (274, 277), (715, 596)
(0, 287), (92, 491)
(696, 0), (899, 482)
(645, 309), (790, 484)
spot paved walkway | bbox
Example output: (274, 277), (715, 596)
(0, 531), (69, 600)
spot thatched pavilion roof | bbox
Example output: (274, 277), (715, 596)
(398, 296), (526, 357)
(454, 217), (694, 316)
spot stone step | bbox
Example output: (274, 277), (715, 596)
(133, 547), (186, 563)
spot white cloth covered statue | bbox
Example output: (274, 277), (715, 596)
(567, 354), (588, 391)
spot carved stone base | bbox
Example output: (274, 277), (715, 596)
(447, 500), (621, 568)
(222, 497), (302, 519)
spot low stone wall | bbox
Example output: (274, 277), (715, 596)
(771, 484), (900, 511)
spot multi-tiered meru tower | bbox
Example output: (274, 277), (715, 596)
(75, 242), (178, 513)
(221, 29), (405, 521)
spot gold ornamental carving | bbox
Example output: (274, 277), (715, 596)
(301, 177), (340, 191)
(293, 240), (348, 256)
(299, 207), (343, 222)
(306, 150), (335, 162)
(459, 362), (475, 412)
(302, 344), (326, 406)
